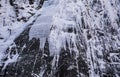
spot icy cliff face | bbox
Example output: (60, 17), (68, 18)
(50, 0), (120, 77)
(0, 0), (120, 77)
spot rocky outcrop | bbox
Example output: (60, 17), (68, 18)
(0, 0), (120, 77)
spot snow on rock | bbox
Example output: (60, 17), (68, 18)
(0, 0), (120, 77)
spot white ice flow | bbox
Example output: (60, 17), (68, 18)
(29, 1), (58, 48)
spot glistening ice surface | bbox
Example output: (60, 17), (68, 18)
(0, 0), (120, 77)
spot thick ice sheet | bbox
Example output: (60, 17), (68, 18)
(29, 4), (57, 48)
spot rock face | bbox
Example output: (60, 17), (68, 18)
(0, 0), (120, 77)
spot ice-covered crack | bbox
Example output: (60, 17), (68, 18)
(2, 50), (19, 70)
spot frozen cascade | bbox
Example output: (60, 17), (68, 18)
(49, 0), (120, 77)
(0, 0), (120, 77)
(29, 2), (58, 48)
